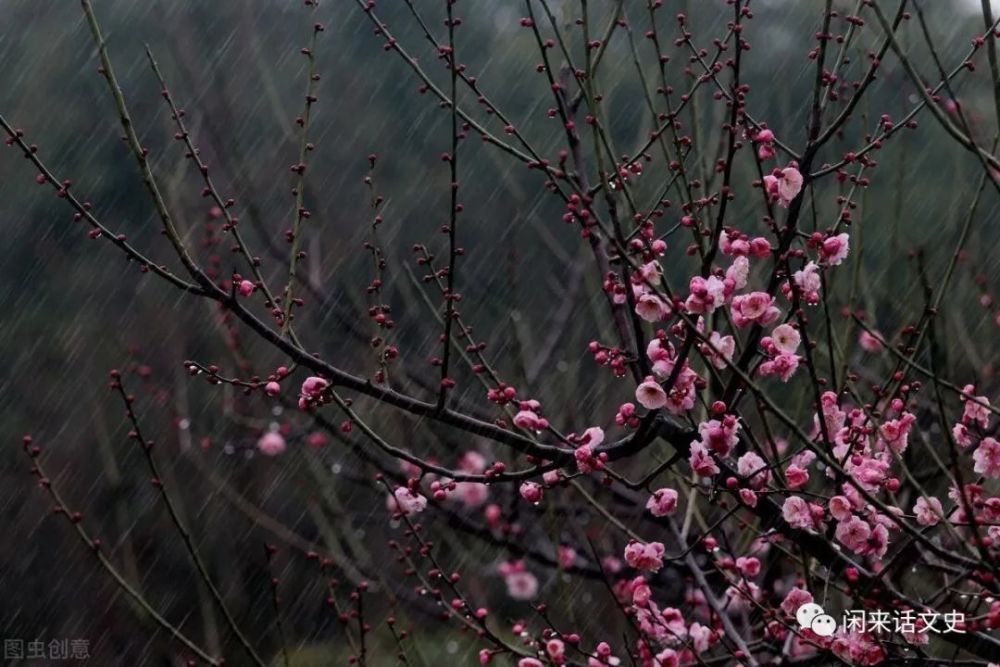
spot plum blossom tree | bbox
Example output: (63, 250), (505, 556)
(7, 0), (1000, 665)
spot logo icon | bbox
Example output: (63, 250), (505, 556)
(796, 602), (837, 637)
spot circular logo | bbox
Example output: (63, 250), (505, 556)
(810, 614), (837, 637)
(795, 602), (825, 628)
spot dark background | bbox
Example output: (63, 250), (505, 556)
(1, 1), (998, 664)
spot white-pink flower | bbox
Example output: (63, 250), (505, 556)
(635, 376), (668, 410)
(780, 586), (813, 616)
(791, 261), (822, 304)
(505, 571), (538, 600)
(702, 331), (735, 369)
(782, 496), (815, 530)
(646, 488), (679, 517)
(299, 375), (330, 410)
(764, 165), (803, 206)
(256, 431), (286, 456)
(685, 275), (728, 314)
(835, 515), (872, 554)
(961, 385), (992, 429)
(737, 451), (770, 489)
(819, 233), (850, 266)
(726, 255), (750, 290)
(736, 556), (761, 577)
(770, 323), (801, 354)
(731, 292), (780, 328)
(913, 496), (943, 526)
(858, 330), (884, 352)
(778, 166), (803, 203)
(689, 441), (720, 477)
(758, 353), (800, 382)
(624, 541), (665, 572)
(391, 487), (428, 516)
(973, 437), (1000, 479)
(636, 293), (672, 322)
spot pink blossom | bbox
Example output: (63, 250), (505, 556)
(720, 231), (750, 256)
(828, 495), (853, 521)
(518, 659), (543, 667)
(638, 260), (663, 284)
(868, 523), (889, 559)
(913, 496), (943, 526)
(858, 330), (884, 352)
(588, 642), (621, 667)
(575, 444), (602, 474)
(685, 275), (728, 314)
(764, 165), (803, 206)
(696, 416), (740, 457)
(973, 437), (1000, 478)
(848, 456), (890, 492)
(758, 353), (800, 382)
(877, 413), (916, 454)
(545, 638), (566, 661)
(835, 516), (872, 554)
(770, 323), (801, 354)
(961, 385), (992, 429)
(819, 233), (850, 266)
(726, 255), (749, 290)
(739, 488), (758, 507)
(453, 481), (488, 507)
(558, 545), (577, 569)
(301, 376), (328, 396)
(624, 540), (665, 572)
(635, 376), (668, 410)
(831, 632), (886, 665)
(785, 464), (809, 489)
(299, 376), (329, 410)
(581, 426), (605, 447)
(750, 237), (772, 257)
(790, 261), (822, 304)
(264, 381), (280, 396)
(458, 451), (487, 473)
(688, 622), (713, 653)
(306, 431), (328, 449)
(519, 481), (543, 503)
(953, 423), (974, 447)
(737, 451), (770, 489)
(635, 293), (671, 322)
(736, 556), (761, 577)
(256, 431), (286, 456)
(780, 587), (813, 616)
(391, 487), (428, 516)
(238, 279), (255, 297)
(513, 409), (547, 431)
(503, 569), (538, 601)
(646, 488), (679, 517)
(689, 441), (720, 477)
(731, 292), (780, 327)
(782, 496), (816, 530)
(654, 649), (679, 667)
(754, 128), (775, 144)
(631, 576), (652, 606)
(646, 337), (671, 363)
(779, 166), (803, 201)
(701, 331), (735, 369)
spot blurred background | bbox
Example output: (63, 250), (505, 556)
(1, 0), (999, 664)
